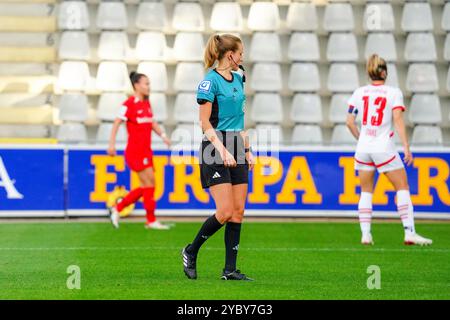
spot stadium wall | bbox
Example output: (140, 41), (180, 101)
(0, 144), (449, 219)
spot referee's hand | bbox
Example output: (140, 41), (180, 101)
(222, 150), (237, 167)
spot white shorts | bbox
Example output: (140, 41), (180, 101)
(354, 151), (404, 173)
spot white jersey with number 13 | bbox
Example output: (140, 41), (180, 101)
(348, 84), (405, 154)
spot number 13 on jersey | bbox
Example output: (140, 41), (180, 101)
(362, 96), (387, 127)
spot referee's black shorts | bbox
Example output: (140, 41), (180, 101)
(199, 132), (249, 189)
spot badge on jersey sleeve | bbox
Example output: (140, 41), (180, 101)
(198, 80), (212, 92)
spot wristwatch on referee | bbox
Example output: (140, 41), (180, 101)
(244, 146), (252, 153)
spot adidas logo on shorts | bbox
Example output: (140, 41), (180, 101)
(212, 172), (221, 179)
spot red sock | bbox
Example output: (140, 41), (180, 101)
(116, 187), (143, 212)
(143, 186), (156, 224)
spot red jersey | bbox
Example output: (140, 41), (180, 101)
(118, 96), (153, 154)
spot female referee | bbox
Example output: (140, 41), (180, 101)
(182, 34), (255, 281)
(346, 54), (432, 246)
(108, 71), (171, 230)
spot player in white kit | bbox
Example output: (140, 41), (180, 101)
(346, 54), (432, 246)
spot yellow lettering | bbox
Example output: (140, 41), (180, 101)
(276, 156), (322, 204)
(248, 156), (283, 203)
(411, 158), (450, 206)
(169, 156), (209, 203)
(90, 155), (125, 202)
(339, 157), (360, 204)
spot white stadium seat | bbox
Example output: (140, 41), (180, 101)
(290, 94), (323, 124)
(323, 3), (354, 32)
(363, 3), (395, 32)
(58, 1), (89, 30)
(58, 61), (90, 91)
(96, 62), (129, 92)
(149, 93), (168, 122)
(326, 33), (358, 62)
(171, 123), (203, 146)
(404, 33), (437, 62)
(0, 125), (49, 138)
(174, 93), (198, 123)
(58, 31), (90, 60)
(406, 64), (439, 93)
(96, 122), (127, 143)
(136, 2), (168, 31)
(210, 2), (243, 32)
(411, 126), (443, 146)
(173, 32), (204, 62)
(402, 2), (433, 32)
(172, 3), (205, 32)
(329, 94), (352, 124)
(365, 33), (397, 62)
(443, 3), (450, 31)
(136, 32), (166, 61)
(97, 32), (130, 61)
(174, 63), (204, 92)
(96, 2), (128, 30)
(251, 63), (282, 92)
(331, 124), (356, 145)
(97, 93), (128, 121)
(250, 33), (282, 62)
(57, 123), (88, 142)
(288, 63), (320, 92)
(327, 63), (359, 93)
(288, 33), (320, 62)
(408, 94), (442, 124)
(251, 93), (283, 123)
(137, 62), (168, 92)
(248, 2), (280, 31)
(286, 2), (318, 31)
(291, 125), (323, 145)
(444, 34), (450, 61)
(252, 124), (284, 146)
(386, 63), (399, 87)
(58, 93), (88, 122)
(448, 67), (450, 93)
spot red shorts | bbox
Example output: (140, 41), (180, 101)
(125, 149), (153, 172)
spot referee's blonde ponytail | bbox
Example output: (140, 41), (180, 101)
(367, 54), (387, 81)
(204, 34), (242, 69)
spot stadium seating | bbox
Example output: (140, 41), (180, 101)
(365, 33), (397, 62)
(327, 33), (358, 62)
(408, 95), (442, 125)
(210, 2), (243, 32)
(286, 2), (318, 31)
(288, 63), (320, 92)
(411, 126), (443, 146)
(135, 2), (168, 31)
(291, 125), (323, 145)
(329, 94), (352, 124)
(363, 3), (395, 32)
(288, 33), (320, 62)
(291, 94), (323, 124)
(323, 3), (354, 32)
(0, 0), (448, 146)
(331, 125), (357, 145)
(250, 33), (282, 62)
(401, 2), (433, 32)
(251, 93), (283, 124)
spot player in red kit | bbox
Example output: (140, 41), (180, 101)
(107, 71), (171, 230)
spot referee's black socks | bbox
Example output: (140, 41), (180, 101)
(187, 214), (223, 256)
(224, 222), (242, 272)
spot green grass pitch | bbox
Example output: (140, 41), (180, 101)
(0, 221), (449, 300)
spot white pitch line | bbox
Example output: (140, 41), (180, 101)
(0, 246), (448, 253)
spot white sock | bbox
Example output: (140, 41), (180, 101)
(397, 190), (415, 237)
(358, 192), (373, 236)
